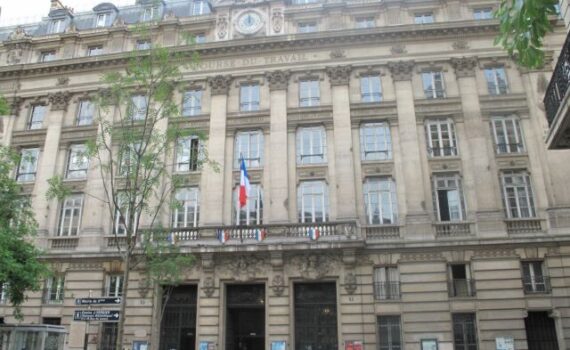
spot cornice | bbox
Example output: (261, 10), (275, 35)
(0, 20), (502, 80)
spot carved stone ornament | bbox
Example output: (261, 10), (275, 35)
(450, 57), (478, 78)
(329, 48), (346, 59)
(113, 16), (126, 27)
(56, 77), (70, 86)
(266, 70), (290, 90)
(227, 255), (266, 282)
(6, 42), (30, 65)
(294, 253), (339, 280)
(272, 9), (284, 33)
(271, 275), (286, 296)
(217, 15), (229, 39)
(387, 61), (415, 81)
(164, 10), (176, 20)
(344, 272), (357, 294)
(390, 44), (407, 56)
(326, 65), (352, 86)
(7, 26), (31, 41)
(209, 75), (233, 95)
(452, 40), (469, 51)
(202, 276), (215, 297)
(48, 91), (72, 111)
(138, 277), (150, 297)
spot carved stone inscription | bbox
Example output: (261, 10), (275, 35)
(194, 53), (310, 71)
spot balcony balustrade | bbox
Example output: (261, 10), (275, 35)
(505, 219), (543, 234)
(434, 222), (472, 237)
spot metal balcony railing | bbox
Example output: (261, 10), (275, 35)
(544, 31), (570, 125)
(448, 279), (476, 297)
(522, 275), (551, 294)
(373, 282), (401, 300)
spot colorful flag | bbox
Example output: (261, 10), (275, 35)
(217, 229), (230, 243)
(255, 229), (267, 242)
(239, 158), (251, 208)
(309, 227), (320, 241)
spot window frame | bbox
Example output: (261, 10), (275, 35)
(299, 79), (320, 107)
(484, 66), (509, 95)
(360, 122), (392, 161)
(16, 148), (40, 182)
(129, 94), (148, 120)
(490, 115), (525, 154)
(452, 313), (478, 350)
(473, 8), (493, 20)
(44, 275), (65, 304)
(234, 130), (264, 168)
(172, 187), (200, 228)
(49, 18), (65, 34)
(182, 89), (202, 117)
(40, 50), (56, 62)
(500, 170), (536, 219)
(141, 6), (159, 22)
(114, 192), (140, 236)
(87, 45), (104, 57)
(240, 83), (261, 112)
(432, 173), (467, 222)
(364, 177), (398, 225)
(234, 183), (263, 225)
(191, 0), (210, 16)
(58, 194), (84, 237)
(374, 266), (400, 300)
(360, 74), (382, 103)
(28, 104), (47, 130)
(414, 12), (434, 24)
(377, 315), (402, 350)
(77, 100), (95, 126)
(105, 275), (124, 297)
(176, 135), (201, 172)
(298, 180), (329, 223)
(425, 118), (458, 157)
(66, 144), (89, 179)
(422, 71), (446, 99)
(96, 12), (111, 27)
(356, 17), (375, 28)
(521, 260), (548, 293)
(136, 39), (152, 50)
(297, 22), (317, 33)
(297, 126), (326, 164)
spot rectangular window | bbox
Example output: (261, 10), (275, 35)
(142, 6), (158, 22)
(378, 316), (402, 350)
(66, 144), (89, 179)
(100, 323), (118, 350)
(364, 177), (398, 225)
(422, 71), (445, 99)
(49, 19), (65, 34)
(298, 22), (317, 33)
(297, 126), (326, 164)
(105, 275), (124, 297)
(299, 79), (320, 107)
(182, 89), (202, 116)
(298, 181), (329, 223)
(490, 116), (525, 154)
(87, 45), (103, 56)
(452, 313), (478, 350)
(522, 261), (549, 294)
(114, 192), (139, 236)
(173, 187), (200, 228)
(96, 13), (111, 27)
(176, 136), (201, 172)
(16, 148), (40, 182)
(356, 17), (375, 28)
(44, 276), (65, 304)
(235, 130), (263, 168)
(374, 267), (400, 300)
(40, 51), (56, 62)
(191, 0), (210, 15)
(195, 33), (206, 43)
(500, 170), (536, 218)
(42, 317), (61, 325)
(414, 12), (434, 24)
(58, 194), (83, 236)
(294, 283), (338, 350)
(240, 83), (260, 112)
(292, 0), (318, 4)
(119, 142), (142, 176)
(432, 174), (466, 222)
(449, 264), (475, 297)
(473, 8), (493, 20)
(485, 67), (508, 95)
(360, 75), (382, 103)
(77, 100), (95, 126)
(136, 39), (151, 50)
(234, 184), (263, 225)
(426, 118), (458, 157)
(28, 105), (47, 130)
(360, 122), (391, 160)
(129, 95), (148, 120)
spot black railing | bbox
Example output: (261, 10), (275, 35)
(373, 282), (401, 300)
(448, 279), (476, 297)
(544, 31), (570, 125)
(522, 275), (551, 294)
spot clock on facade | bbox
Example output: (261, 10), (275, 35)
(236, 11), (263, 35)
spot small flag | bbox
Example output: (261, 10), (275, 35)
(217, 229), (230, 243)
(309, 227), (320, 241)
(255, 229), (267, 242)
(239, 158), (251, 208)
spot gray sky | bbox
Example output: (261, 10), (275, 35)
(0, 0), (136, 26)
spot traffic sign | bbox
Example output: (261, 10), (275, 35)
(73, 310), (120, 321)
(75, 297), (122, 305)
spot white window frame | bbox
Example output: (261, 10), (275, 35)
(374, 266), (400, 300)
(298, 22), (317, 33)
(473, 8), (493, 20)
(176, 136), (201, 172)
(40, 51), (56, 62)
(240, 83), (260, 112)
(182, 89), (202, 116)
(298, 181), (329, 223)
(234, 130), (264, 168)
(425, 118), (458, 157)
(66, 144), (89, 179)
(501, 170), (536, 218)
(77, 100), (94, 126)
(136, 39), (151, 50)
(364, 177), (398, 225)
(234, 184), (263, 225)
(106, 275), (124, 297)
(191, 0), (210, 15)
(414, 12), (434, 24)
(448, 264), (474, 297)
(119, 142), (142, 177)
(28, 105), (46, 130)
(299, 79), (320, 107)
(422, 71), (446, 99)
(356, 17), (375, 28)
(44, 276), (65, 304)
(87, 45), (103, 57)
(129, 95), (148, 120)
(172, 187), (200, 228)
(96, 13), (111, 27)
(58, 194), (84, 237)
(432, 174), (466, 222)
(360, 74), (382, 103)
(16, 148), (40, 182)
(114, 192), (140, 236)
(297, 126), (326, 164)
(360, 122), (392, 161)
(142, 6), (158, 22)
(485, 67), (509, 95)
(49, 19), (65, 34)
(490, 116), (525, 154)
(522, 261), (547, 293)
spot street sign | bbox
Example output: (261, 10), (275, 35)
(75, 297), (121, 305)
(73, 310), (120, 321)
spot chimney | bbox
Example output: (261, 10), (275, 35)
(50, 0), (64, 10)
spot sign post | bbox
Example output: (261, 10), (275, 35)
(75, 297), (122, 306)
(74, 310), (121, 322)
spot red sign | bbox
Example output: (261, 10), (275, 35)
(345, 341), (362, 350)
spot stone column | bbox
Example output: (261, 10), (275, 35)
(387, 61), (431, 237)
(451, 57), (504, 235)
(200, 75), (232, 226)
(326, 66), (358, 221)
(266, 70), (291, 223)
(33, 91), (72, 234)
(0, 97), (22, 146)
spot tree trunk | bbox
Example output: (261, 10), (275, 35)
(116, 252), (132, 350)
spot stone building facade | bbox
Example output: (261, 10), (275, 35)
(1, 0), (570, 350)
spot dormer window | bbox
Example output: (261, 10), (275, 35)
(292, 0), (318, 4)
(49, 18), (66, 34)
(191, 0), (210, 16)
(142, 6), (158, 22)
(96, 13), (111, 27)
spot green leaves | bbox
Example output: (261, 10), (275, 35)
(495, 0), (559, 69)
(0, 95), (8, 115)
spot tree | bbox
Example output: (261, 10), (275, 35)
(47, 28), (206, 348)
(0, 95), (8, 115)
(0, 146), (49, 319)
(495, 0), (560, 69)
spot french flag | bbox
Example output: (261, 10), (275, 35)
(309, 227), (320, 241)
(239, 158), (251, 208)
(217, 229), (230, 243)
(255, 229), (267, 242)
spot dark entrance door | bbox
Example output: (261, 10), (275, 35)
(160, 285), (198, 350)
(226, 284), (265, 350)
(294, 282), (338, 350)
(525, 311), (559, 350)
